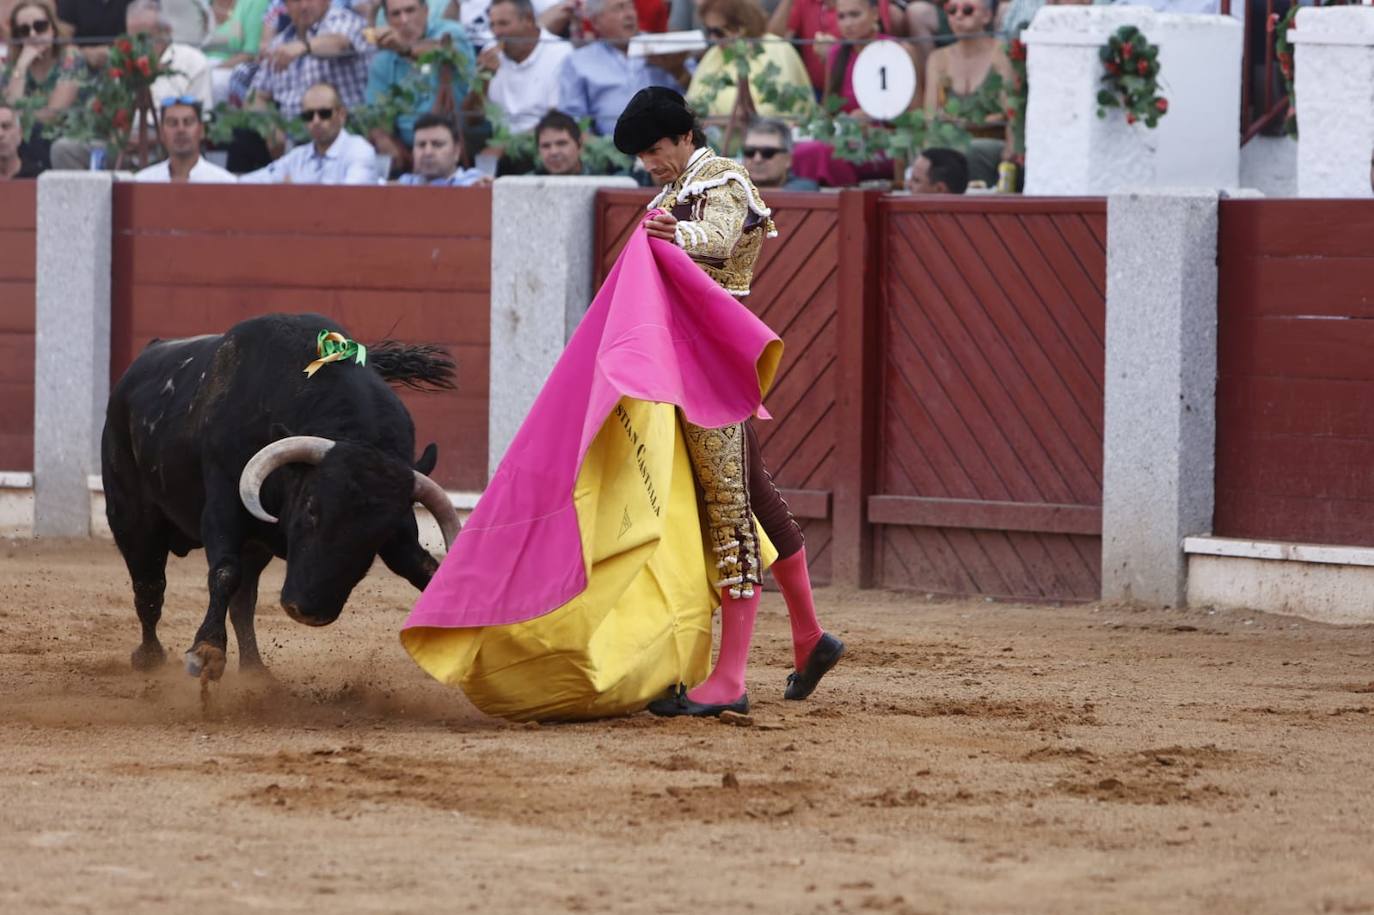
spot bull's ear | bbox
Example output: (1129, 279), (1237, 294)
(414, 443), (438, 475)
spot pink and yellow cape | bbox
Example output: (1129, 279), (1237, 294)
(400, 227), (782, 721)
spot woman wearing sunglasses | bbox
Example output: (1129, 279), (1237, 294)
(2, 0), (80, 168)
(922, 0), (1013, 184)
(685, 0), (811, 119)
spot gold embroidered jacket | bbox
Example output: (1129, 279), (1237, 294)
(647, 148), (777, 296)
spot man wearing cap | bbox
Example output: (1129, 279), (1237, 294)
(613, 87), (845, 719)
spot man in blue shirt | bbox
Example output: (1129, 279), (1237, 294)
(557, 0), (686, 136)
(396, 113), (490, 185)
(366, 0), (476, 147)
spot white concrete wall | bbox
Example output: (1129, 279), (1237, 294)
(1240, 135), (1297, 197)
(1024, 6), (1241, 195)
(1292, 5), (1374, 197)
(1188, 552), (1374, 626)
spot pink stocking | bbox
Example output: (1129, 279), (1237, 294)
(687, 589), (759, 705)
(770, 548), (823, 671)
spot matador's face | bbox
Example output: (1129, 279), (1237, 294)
(637, 133), (697, 186)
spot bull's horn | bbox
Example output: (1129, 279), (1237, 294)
(238, 435), (337, 523)
(413, 471), (461, 549)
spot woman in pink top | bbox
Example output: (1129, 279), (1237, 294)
(821, 0), (893, 110)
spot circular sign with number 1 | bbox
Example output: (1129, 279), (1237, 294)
(851, 39), (918, 120)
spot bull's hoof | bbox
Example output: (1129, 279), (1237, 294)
(130, 643), (167, 671)
(184, 643), (227, 681)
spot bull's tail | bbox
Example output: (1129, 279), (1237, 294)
(368, 341), (458, 392)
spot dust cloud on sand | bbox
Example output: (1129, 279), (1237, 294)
(2, 538), (1373, 914)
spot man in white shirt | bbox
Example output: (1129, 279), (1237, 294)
(241, 82), (379, 184)
(481, 0), (570, 134)
(134, 98), (236, 182)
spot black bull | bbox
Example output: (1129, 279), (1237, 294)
(100, 313), (463, 680)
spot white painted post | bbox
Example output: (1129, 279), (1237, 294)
(488, 175), (638, 478)
(1023, 6), (1241, 195)
(1101, 188), (1219, 606)
(1290, 5), (1374, 197)
(32, 172), (113, 538)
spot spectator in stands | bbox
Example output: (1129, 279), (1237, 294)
(686, 0), (810, 119)
(768, 0), (941, 95)
(134, 97), (237, 181)
(923, 0), (1012, 186)
(532, 108), (583, 174)
(50, 0), (214, 169)
(249, 0), (370, 117)
(824, 0), (913, 113)
(4, 0), (79, 121)
(396, 111), (488, 183)
(557, 0), (685, 136)
(55, 0), (134, 68)
(907, 146), (967, 193)
(202, 0), (273, 103)
(365, 0), (473, 148)
(481, 0), (569, 134)
(741, 117), (817, 190)
(241, 80), (378, 182)
(0, 99), (43, 178)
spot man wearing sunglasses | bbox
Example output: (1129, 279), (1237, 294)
(241, 81), (379, 183)
(740, 118), (818, 192)
(133, 97), (236, 182)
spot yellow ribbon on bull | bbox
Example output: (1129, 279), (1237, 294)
(304, 331), (367, 378)
(400, 397), (776, 722)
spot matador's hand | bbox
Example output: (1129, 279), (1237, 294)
(644, 211), (678, 242)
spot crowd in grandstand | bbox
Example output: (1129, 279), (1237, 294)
(0, 0), (1223, 188)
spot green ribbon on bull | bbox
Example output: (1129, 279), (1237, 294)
(304, 330), (367, 378)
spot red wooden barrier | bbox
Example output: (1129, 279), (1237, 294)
(109, 184), (490, 491)
(1215, 199), (1374, 547)
(873, 197), (1106, 601)
(0, 182), (36, 472)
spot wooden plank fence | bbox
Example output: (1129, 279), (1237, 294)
(0, 182), (36, 472)
(109, 184), (491, 491)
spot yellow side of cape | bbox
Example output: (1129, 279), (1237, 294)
(400, 397), (776, 722)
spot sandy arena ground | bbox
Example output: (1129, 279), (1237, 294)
(2, 537), (1373, 915)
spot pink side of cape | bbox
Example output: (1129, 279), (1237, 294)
(402, 228), (780, 632)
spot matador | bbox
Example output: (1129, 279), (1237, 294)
(611, 87), (846, 718)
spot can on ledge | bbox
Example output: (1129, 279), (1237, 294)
(996, 160), (1018, 194)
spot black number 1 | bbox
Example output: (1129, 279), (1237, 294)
(879, 66), (887, 91)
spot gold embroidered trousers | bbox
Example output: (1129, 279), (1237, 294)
(680, 418), (760, 598)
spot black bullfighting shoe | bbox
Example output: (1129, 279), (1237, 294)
(784, 632), (846, 700)
(647, 685), (750, 718)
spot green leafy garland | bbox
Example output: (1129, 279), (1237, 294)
(47, 33), (176, 163)
(690, 37), (987, 169)
(1272, 7), (1297, 137)
(1006, 38), (1028, 161)
(1096, 26), (1168, 127)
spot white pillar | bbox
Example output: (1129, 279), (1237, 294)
(33, 172), (112, 537)
(488, 175), (638, 478)
(1024, 6), (1241, 195)
(1101, 188), (1219, 607)
(1291, 5), (1374, 198)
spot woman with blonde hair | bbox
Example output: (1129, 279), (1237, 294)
(686, 0), (812, 119)
(3, 0), (79, 168)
